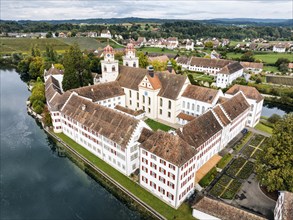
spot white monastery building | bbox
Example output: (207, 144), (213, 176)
(176, 56), (245, 88)
(45, 44), (263, 209)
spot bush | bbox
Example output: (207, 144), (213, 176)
(268, 114), (281, 124)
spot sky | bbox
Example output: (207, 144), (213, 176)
(1, 0), (292, 21)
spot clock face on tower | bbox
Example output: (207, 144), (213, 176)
(107, 54), (110, 57)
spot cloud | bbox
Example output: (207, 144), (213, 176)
(1, 0), (292, 20)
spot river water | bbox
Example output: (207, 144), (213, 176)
(0, 69), (142, 220)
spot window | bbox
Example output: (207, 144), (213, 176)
(197, 105), (200, 112)
(104, 66), (107, 72)
(133, 62), (136, 67)
(130, 100), (132, 105)
(159, 176), (166, 183)
(126, 62), (129, 66)
(112, 65), (115, 71)
(168, 112), (171, 118)
(192, 103), (195, 110)
(148, 108), (151, 113)
(159, 109), (162, 115)
(148, 97), (151, 105)
(129, 90), (132, 98)
(183, 101), (185, 108)
(137, 92), (139, 100)
(151, 154), (156, 160)
(168, 100), (171, 109)
(202, 106), (205, 113)
(169, 164), (175, 171)
(143, 96), (145, 103)
(187, 102), (190, 109)
(160, 98), (163, 107)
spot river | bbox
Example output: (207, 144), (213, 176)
(0, 69), (142, 220)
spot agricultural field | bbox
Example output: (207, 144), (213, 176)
(137, 47), (178, 54)
(266, 75), (293, 86)
(0, 38), (69, 54)
(0, 37), (123, 54)
(226, 52), (293, 64)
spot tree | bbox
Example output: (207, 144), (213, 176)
(275, 58), (290, 67)
(240, 51), (255, 62)
(46, 31), (53, 38)
(138, 52), (149, 68)
(204, 41), (213, 48)
(255, 77), (262, 84)
(29, 57), (44, 79)
(55, 32), (59, 37)
(62, 43), (93, 91)
(256, 113), (293, 192)
(151, 60), (166, 71)
(268, 114), (281, 124)
(279, 63), (289, 74)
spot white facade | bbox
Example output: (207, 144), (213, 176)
(100, 30), (112, 39)
(122, 44), (139, 68)
(226, 94), (262, 127)
(273, 45), (286, 53)
(181, 91), (222, 119)
(186, 42), (194, 51)
(100, 47), (119, 83)
(216, 68), (243, 88)
(140, 148), (196, 209)
(192, 209), (220, 220)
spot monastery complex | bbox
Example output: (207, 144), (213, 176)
(44, 43), (264, 209)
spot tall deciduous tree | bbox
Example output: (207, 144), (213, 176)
(138, 52), (149, 68)
(256, 113), (293, 192)
(62, 43), (93, 91)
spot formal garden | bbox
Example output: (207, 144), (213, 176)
(207, 134), (268, 200)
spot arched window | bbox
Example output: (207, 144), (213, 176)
(104, 66), (107, 72)
(168, 100), (171, 109)
(126, 62), (129, 66)
(133, 62), (136, 67)
(112, 65), (115, 71)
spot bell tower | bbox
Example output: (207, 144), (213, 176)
(101, 45), (119, 83)
(123, 43), (139, 68)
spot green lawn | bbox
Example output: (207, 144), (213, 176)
(263, 65), (279, 73)
(226, 52), (293, 64)
(199, 167), (218, 187)
(54, 132), (194, 220)
(0, 38), (70, 54)
(145, 118), (174, 131)
(217, 154), (233, 169)
(255, 122), (273, 134)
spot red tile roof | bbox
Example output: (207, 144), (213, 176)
(226, 84), (263, 103)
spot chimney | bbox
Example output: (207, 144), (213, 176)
(167, 61), (172, 73)
(148, 65), (154, 77)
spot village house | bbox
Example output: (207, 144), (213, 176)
(45, 44), (263, 210)
(100, 29), (112, 39)
(240, 62), (263, 74)
(273, 43), (287, 53)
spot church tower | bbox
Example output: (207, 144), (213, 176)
(123, 43), (139, 68)
(100, 45), (119, 83)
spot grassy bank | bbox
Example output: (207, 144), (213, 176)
(54, 132), (194, 220)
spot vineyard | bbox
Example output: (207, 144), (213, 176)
(266, 75), (293, 86)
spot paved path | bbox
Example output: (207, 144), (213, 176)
(247, 127), (271, 137)
(233, 173), (276, 220)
